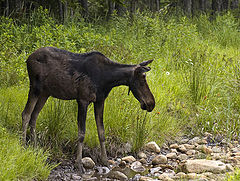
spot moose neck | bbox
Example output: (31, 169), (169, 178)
(105, 65), (135, 88)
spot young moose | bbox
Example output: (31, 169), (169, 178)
(22, 47), (155, 173)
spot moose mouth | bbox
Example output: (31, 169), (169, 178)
(141, 101), (154, 112)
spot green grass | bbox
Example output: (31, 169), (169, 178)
(0, 126), (54, 180)
(227, 169), (240, 181)
(0, 8), (240, 179)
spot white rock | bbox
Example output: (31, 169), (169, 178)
(145, 141), (161, 153)
(122, 155), (136, 163)
(138, 151), (147, 159)
(178, 154), (188, 161)
(178, 145), (187, 153)
(184, 159), (227, 174)
(166, 152), (177, 159)
(131, 161), (145, 173)
(212, 146), (221, 153)
(82, 157), (95, 169)
(152, 155), (168, 165)
(170, 143), (179, 149)
(108, 171), (128, 180)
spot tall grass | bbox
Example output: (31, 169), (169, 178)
(0, 126), (54, 180)
(0, 7), (239, 162)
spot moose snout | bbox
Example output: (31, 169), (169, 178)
(141, 99), (155, 112)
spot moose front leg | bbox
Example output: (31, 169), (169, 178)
(94, 101), (109, 166)
(76, 99), (89, 173)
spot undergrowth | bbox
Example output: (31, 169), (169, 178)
(0, 125), (55, 180)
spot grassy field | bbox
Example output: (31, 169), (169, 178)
(0, 8), (240, 179)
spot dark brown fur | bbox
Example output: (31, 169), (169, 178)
(22, 47), (155, 173)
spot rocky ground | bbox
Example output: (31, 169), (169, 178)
(48, 132), (240, 181)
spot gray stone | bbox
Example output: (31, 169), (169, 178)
(138, 151), (147, 159)
(131, 161), (145, 173)
(152, 155), (168, 165)
(82, 157), (95, 169)
(108, 171), (128, 180)
(166, 152), (177, 159)
(212, 146), (222, 153)
(139, 176), (156, 181)
(178, 145), (187, 153)
(184, 159), (227, 174)
(186, 149), (196, 155)
(178, 153), (188, 161)
(145, 141), (161, 153)
(183, 144), (195, 150)
(170, 143), (179, 149)
(122, 155), (136, 163)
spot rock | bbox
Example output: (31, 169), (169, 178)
(139, 176), (156, 181)
(180, 138), (189, 144)
(150, 167), (162, 174)
(158, 173), (174, 181)
(122, 155), (136, 163)
(186, 173), (198, 179)
(212, 153), (221, 160)
(166, 152), (177, 159)
(131, 161), (145, 173)
(189, 137), (201, 144)
(170, 143), (179, 149)
(184, 159), (227, 173)
(145, 141), (161, 153)
(139, 158), (147, 164)
(184, 144), (195, 150)
(231, 147), (240, 153)
(108, 171), (128, 180)
(82, 157), (95, 169)
(108, 160), (115, 166)
(178, 145), (187, 153)
(175, 172), (186, 179)
(95, 166), (110, 175)
(178, 154), (188, 161)
(119, 160), (127, 168)
(212, 146), (222, 153)
(226, 164), (234, 172)
(138, 152), (147, 159)
(186, 149), (196, 155)
(152, 155), (168, 165)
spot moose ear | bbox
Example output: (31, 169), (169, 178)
(135, 66), (151, 75)
(139, 59), (153, 66)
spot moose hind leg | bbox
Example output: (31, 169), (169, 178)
(22, 88), (39, 145)
(76, 100), (89, 173)
(29, 94), (49, 147)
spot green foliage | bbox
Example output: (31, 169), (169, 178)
(0, 126), (55, 180)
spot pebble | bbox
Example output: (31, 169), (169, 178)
(122, 155), (136, 163)
(145, 141), (161, 153)
(48, 134), (240, 181)
(152, 155), (168, 165)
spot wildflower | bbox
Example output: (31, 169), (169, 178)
(166, 71), (170, 75)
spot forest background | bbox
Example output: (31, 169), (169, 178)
(0, 0), (240, 180)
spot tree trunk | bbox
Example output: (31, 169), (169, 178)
(5, 0), (9, 16)
(59, 0), (64, 22)
(230, 0), (239, 9)
(183, 0), (192, 15)
(199, 0), (207, 11)
(156, 0), (160, 11)
(79, 0), (88, 19)
(222, 0), (229, 10)
(107, 0), (115, 20)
